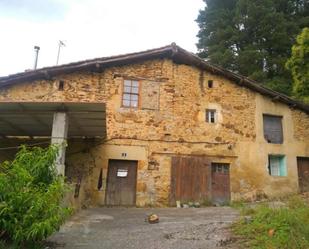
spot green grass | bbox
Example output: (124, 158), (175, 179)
(233, 196), (309, 249)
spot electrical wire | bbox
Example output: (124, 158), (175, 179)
(0, 141), (50, 151)
(0, 136), (232, 151)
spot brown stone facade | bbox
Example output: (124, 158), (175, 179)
(0, 58), (309, 207)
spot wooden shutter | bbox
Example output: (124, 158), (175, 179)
(263, 115), (283, 144)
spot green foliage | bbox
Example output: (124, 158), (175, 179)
(196, 0), (308, 96)
(0, 145), (71, 246)
(286, 27), (309, 103)
(233, 196), (309, 249)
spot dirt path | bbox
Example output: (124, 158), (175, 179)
(47, 207), (240, 249)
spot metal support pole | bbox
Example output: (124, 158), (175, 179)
(56, 40), (65, 65)
(33, 46), (40, 69)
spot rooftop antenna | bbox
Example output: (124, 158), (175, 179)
(56, 40), (66, 65)
(33, 46), (40, 69)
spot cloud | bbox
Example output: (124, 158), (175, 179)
(0, 0), (69, 21)
(0, 0), (204, 76)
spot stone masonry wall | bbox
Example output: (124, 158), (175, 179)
(291, 109), (309, 142)
(0, 70), (106, 102)
(1, 58), (309, 207)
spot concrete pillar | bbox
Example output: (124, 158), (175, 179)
(51, 112), (69, 176)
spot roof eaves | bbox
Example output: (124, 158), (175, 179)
(0, 45), (174, 87)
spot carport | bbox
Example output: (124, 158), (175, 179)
(0, 102), (106, 175)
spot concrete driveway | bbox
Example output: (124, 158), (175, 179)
(47, 207), (240, 249)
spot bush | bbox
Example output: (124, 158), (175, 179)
(233, 196), (309, 249)
(0, 145), (71, 246)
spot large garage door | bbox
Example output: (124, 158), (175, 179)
(170, 156), (210, 205)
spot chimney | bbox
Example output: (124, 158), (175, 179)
(33, 46), (40, 69)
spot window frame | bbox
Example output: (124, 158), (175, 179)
(206, 109), (217, 123)
(121, 79), (140, 108)
(263, 114), (283, 144)
(268, 155), (287, 177)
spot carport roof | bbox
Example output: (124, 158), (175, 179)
(0, 102), (106, 138)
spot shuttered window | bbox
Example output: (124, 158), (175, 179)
(263, 114), (283, 144)
(268, 155), (286, 176)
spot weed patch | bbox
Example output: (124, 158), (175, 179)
(233, 196), (309, 249)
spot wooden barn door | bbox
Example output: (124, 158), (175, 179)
(170, 156), (210, 205)
(106, 160), (138, 206)
(297, 157), (309, 193)
(211, 163), (230, 204)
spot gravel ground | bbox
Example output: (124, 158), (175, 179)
(46, 207), (240, 249)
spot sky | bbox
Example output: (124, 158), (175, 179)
(0, 0), (204, 77)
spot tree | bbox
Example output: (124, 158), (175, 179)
(0, 145), (71, 247)
(196, 0), (308, 95)
(196, 1), (238, 70)
(286, 28), (309, 103)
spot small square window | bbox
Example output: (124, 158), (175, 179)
(206, 109), (216, 123)
(208, 80), (213, 88)
(268, 155), (286, 176)
(212, 163), (229, 174)
(58, 80), (64, 91)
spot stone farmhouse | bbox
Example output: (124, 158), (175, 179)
(0, 44), (308, 207)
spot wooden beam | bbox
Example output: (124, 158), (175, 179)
(0, 117), (33, 138)
(68, 114), (86, 134)
(0, 110), (106, 115)
(17, 103), (50, 128)
(272, 95), (280, 102)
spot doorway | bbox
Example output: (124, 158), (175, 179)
(297, 157), (309, 193)
(105, 160), (138, 206)
(211, 163), (230, 205)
